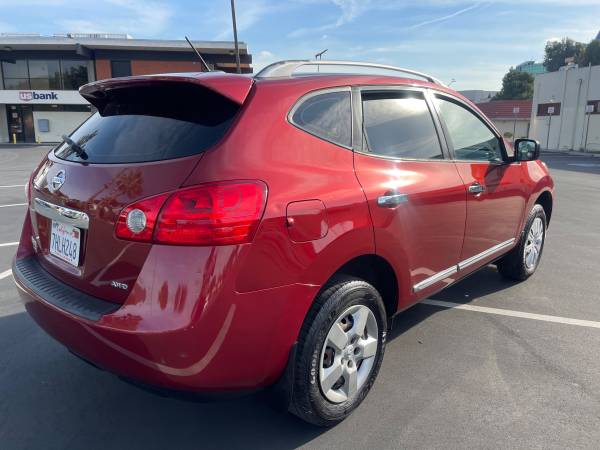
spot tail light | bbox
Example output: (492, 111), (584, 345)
(115, 181), (267, 246)
(25, 171), (35, 203)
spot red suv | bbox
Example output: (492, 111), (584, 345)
(13, 60), (554, 426)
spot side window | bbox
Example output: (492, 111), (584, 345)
(434, 96), (504, 162)
(361, 91), (443, 159)
(291, 91), (352, 148)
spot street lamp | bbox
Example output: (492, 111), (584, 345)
(230, 0), (241, 73)
(315, 49), (328, 60)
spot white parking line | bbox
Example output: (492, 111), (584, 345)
(0, 242), (19, 248)
(0, 269), (12, 281)
(0, 184), (25, 188)
(422, 299), (600, 329)
(0, 203), (27, 208)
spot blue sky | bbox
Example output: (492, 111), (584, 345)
(0, 0), (598, 90)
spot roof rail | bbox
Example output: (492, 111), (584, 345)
(255, 60), (445, 86)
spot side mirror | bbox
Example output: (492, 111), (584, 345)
(514, 139), (540, 161)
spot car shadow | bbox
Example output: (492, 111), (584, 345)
(1, 265), (517, 449)
(388, 265), (519, 340)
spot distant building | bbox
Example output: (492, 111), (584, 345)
(0, 34), (252, 143)
(476, 99), (532, 141)
(515, 60), (547, 77)
(529, 65), (600, 152)
(459, 90), (497, 104)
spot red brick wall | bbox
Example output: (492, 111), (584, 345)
(94, 59), (204, 81)
(132, 60), (204, 76)
(95, 59), (112, 80)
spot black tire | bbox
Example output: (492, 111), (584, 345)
(497, 204), (547, 281)
(288, 276), (387, 427)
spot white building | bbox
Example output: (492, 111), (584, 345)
(529, 65), (600, 152)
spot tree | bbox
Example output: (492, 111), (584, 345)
(578, 39), (600, 67)
(494, 69), (534, 100)
(543, 38), (586, 72)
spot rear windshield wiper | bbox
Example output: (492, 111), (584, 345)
(61, 135), (88, 160)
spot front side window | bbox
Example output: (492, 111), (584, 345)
(361, 91), (443, 159)
(291, 90), (352, 148)
(434, 96), (504, 162)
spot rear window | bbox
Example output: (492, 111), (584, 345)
(55, 83), (239, 164)
(290, 90), (352, 148)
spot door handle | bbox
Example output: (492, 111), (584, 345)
(468, 182), (485, 195)
(377, 192), (408, 208)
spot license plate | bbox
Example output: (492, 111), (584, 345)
(50, 221), (81, 267)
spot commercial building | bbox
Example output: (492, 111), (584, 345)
(0, 34), (252, 143)
(515, 60), (547, 77)
(529, 64), (600, 152)
(476, 99), (532, 141)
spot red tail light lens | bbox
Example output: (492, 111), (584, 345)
(115, 181), (267, 246)
(115, 194), (170, 242)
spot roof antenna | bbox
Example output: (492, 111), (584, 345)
(185, 36), (211, 72)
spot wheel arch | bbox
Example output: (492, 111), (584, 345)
(535, 190), (553, 226)
(326, 254), (399, 318)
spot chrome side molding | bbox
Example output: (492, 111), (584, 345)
(413, 266), (458, 293)
(412, 238), (516, 293)
(33, 198), (90, 230)
(457, 238), (515, 271)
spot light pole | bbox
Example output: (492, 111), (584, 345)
(512, 106), (520, 143)
(315, 49), (328, 60)
(230, 0), (241, 73)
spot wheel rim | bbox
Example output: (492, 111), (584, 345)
(524, 217), (544, 270)
(319, 304), (379, 404)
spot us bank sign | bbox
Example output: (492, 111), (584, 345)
(19, 91), (59, 101)
(0, 90), (88, 105)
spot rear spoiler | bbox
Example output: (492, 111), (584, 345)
(79, 72), (254, 109)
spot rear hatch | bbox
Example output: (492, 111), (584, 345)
(28, 73), (253, 303)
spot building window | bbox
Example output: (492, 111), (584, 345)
(537, 102), (561, 116)
(28, 60), (61, 89)
(111, 60), (132, 78)
(587, 100), (600, 115)
(1, 60), (30, 89)
(1, 58), (89, 90)
(61, 60), (89, 89)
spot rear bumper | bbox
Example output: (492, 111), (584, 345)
(13, 251), (319, 392)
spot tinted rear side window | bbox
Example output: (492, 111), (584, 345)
(291, 90), (352, 148)
(361, 91), (443, 159)
(55, 83), (239, 164)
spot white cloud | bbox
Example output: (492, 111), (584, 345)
(252, 49), (278, 72)
(288, 0), (373, 38)
(212, 0), (272, 40)
(407, 2), (486, 30)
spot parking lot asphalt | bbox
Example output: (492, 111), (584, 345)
(1, 146), (599, 450)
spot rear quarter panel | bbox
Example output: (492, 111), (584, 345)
(183, 79), (375, 293)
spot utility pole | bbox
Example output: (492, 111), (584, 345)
(230, 0), (241, 74)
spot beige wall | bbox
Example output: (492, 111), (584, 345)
(32, 111), (92, 143)
(492, 119), (530, 141)
(530, 65), (600, 151)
